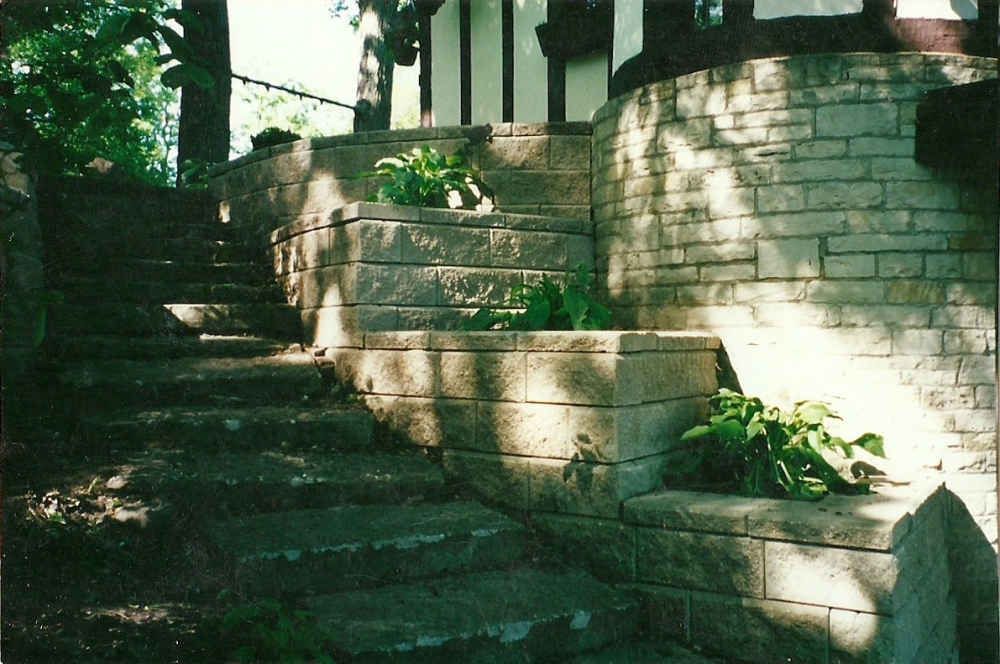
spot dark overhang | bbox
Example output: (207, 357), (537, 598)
(915, 79), (999, 180)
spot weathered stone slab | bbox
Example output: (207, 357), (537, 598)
(624, 490), (770, 535)
(439, 351), (527, 402)
(364, 395), (476, 449)
(619, 584), (690, 641)
(764, 540), (899, 613)
(636, 529), (765, 597)
(531, 513), (637, 582)
(477, 402), (571, 457)
(441, 450), (530, 510)
(690, 593), (829, 663)
(530, 455), (669, 518)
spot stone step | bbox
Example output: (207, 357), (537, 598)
(54, 353), (325, 410)
(82, 404), (374, 452)
(61, 237), (255, 265)
(43, 335), (297, 361)
(53, 278), (284, 304)
(205, 502), (526, 595)
(49, 302), (301, 338)
(306, 567), (639, 663)
(53, 258), (269, 284)
(122, 449), (451, 516)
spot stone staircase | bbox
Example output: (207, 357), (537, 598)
(29, 181), (649, 662)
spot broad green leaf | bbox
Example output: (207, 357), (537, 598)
(160, 63), (214, 90)
(795, 401), (839, 425)
(851, 433), (886, 458)
(681, 424), (714, 441)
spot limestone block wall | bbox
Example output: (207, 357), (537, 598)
(267, 203), (595, 345)
(590, 52), (998, 644)
(209, 123), (593, 240)
(324, 330), (719, 519)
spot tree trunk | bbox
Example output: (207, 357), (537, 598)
(353, 0), (395, 132)
(176, 0), (231, 183)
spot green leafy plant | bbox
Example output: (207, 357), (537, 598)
(356, 145), (494, 210)
(462, 263), (611, 331)
(221, 599), (334, 664)
(250, 127), (303, 152)
(680, 389), (886, 501)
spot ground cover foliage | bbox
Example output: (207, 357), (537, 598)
(681, 389), (887, 500)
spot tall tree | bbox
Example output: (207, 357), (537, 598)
(353, 0), (396, 132)
(176, 0), (231, 180)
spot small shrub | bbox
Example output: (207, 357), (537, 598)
(221, 599), (334, 664)
(680, 389), (886, 501)
(250, 127), (303, 151)
(462, 263), (610, 331)
(356, 145), (494, 210)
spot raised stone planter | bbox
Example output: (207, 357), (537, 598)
(619, 481), (954, 663)
(325, 330), (720, 518)
(268, 203), (595, 347)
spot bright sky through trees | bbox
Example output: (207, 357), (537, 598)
(227, 0), (418, 154)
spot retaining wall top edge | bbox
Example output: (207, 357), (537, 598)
(352, 330), (720, 354)
(625, 480), (944, 552)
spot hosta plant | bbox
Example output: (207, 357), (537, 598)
(461, 263), (611, 332)
(680, 389), (886, 501)
(356, 144), (494, 210)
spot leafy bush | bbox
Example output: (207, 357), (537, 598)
(356, 145), (494, 210)
(222, 599), (334, 664)
(250, 127), (303, 151)
(462, 263), (611, 331)
(680, 389), (886, 501)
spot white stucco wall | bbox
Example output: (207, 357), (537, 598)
(431, 0), (462, 126)
(612, 0), (643, 73)
(565, 53), (607, 122)
(897, 0), (979, 20)
(514, 0), (548, 123)
(471, 0), (503, 124)
(754, 0), (863, 19)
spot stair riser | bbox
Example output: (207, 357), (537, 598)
(53, 261), (268, 284)
(228, 530), (527, 596)
(135, 476), (453, 517)
(82, 417), (374, 453)
(60, 375), (324, 412)
(337, 605), (639, 664)
(49, 305), (301, 339)
(54, 282), (285, 305)
(59, 239), (254, 264)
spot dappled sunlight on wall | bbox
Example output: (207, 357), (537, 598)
(591, 51), (999, 643)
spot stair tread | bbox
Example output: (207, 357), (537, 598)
(206, 501), (522, 562)
(44, 335), (299, 360)
(307, 567), (638, 659)
(58, 352), (320, 388)
(53, 278), (283, 303)
(120, 449), (448, 512)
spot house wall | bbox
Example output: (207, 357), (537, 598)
(591, 51), (998, 651)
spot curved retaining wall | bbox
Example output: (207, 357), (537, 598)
(591, 52), (998, 649)
(208, 123), (593, 239)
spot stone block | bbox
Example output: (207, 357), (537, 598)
(885, 182), (960, 210)
(773, 159), (866, 183)
(624, 584), (689, 640)
(501, 170), (590, 206)
(877, 253), (923, 278)
(549, 135), (590, 169)
(826, 254), (876, 278)
(816, 103), (898, 137)
(886, 281), (945, 305)
(756, 184), (806, 213)
(764, 541), (899, 613)
(892, 329), (942, 355)
(829, 607), (923, 664)
(351, 264), (439, 306)
(530, 455), (668, 518)
(437, 267), (524, 307)
(490, 229), (568, 270)
(476, 401), (570, 458)
(699, 263), (756, 281)
(568, 398), (710, 463)
(531, 513), (637, 582)
(742, 211), (846, 238)
(480, 136), (550, 170)
(806, 280), (885, 304)
(303, 306), (394, 347)
(401, 225), (490, 266)
(690, 593), (829, 663)
(513, 331), (661, 353)
(637, 528), (764, 597)
(441, 450), (530, 510)
(337, 348), (441, 397)
(758, 238), (820, 278)
(624, 490), (768, 535)
(808, 182), (884, 209)
(367, 395), (477, 449)
(439, 351), (527, 402)
(526, 352), (632, 406)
